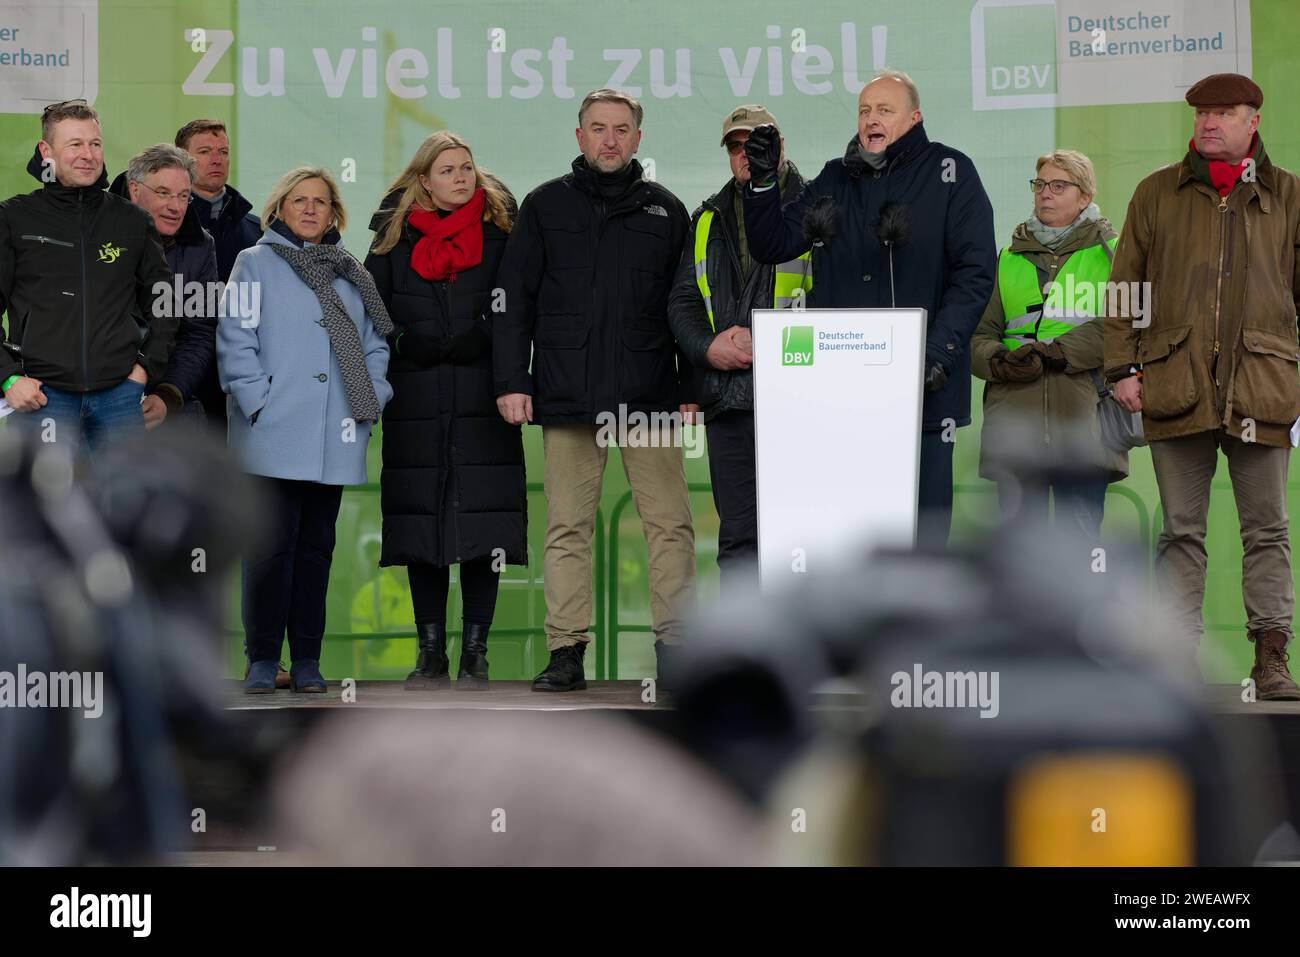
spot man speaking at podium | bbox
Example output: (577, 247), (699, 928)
(741, 69), (996, 546)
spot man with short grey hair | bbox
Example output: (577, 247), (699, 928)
(110, 144), (219, 430)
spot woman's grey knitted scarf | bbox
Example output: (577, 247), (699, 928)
(268, 242), (394, 422)
(1027, 202), (1101, 250)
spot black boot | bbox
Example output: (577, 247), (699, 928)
(457, 621), (490, 689)
(654, 639), (679, 697)
(531, 643), (587, 692)
(405, 622), (450, 689)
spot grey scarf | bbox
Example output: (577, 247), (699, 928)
(268, 242), (394, 422)
(859, 145), (888, 170)
(1027, 202), (1101, 250)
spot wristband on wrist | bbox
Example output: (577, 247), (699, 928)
(2, 374), (20, 393)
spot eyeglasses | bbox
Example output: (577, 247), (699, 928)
(724, 139), (748, 155)
(289, 196), (333, 211)
(136, 180), (192, 205)
(42, 98), (89, 116)
(1030, 178), (1081, 195)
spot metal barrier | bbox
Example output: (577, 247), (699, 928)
(231, 477), (1168, 681)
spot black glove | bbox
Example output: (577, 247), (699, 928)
(743, 124), (781, 189)
(396, 330), (443, 367)
(443, 324), (490, 363)
(924, 361), (949, 393)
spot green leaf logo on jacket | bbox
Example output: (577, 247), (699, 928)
(96, 242), (126, 264)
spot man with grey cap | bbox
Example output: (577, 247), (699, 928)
(667, 105), (810, 592)
(1104, 73), (1300, 698)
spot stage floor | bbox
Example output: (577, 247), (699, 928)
(222, 680), (1300, 714)
(225, 679), (666, 710)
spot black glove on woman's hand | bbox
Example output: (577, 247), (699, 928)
(443, 324), (491, 363)
(396, 330), (443, 367)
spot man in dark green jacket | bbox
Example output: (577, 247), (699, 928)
(668, 104), (809, 592)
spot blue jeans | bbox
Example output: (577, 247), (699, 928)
(11, 378), (146, 455)
(996, 472), (1109, 541)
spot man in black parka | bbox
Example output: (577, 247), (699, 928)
(495, 89), (696, 693)
(742, 69), (997, 547)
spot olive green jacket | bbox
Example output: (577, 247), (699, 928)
(1103, 141), (1300, 448)
(972, 216), (1129, 481)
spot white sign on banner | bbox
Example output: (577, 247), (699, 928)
(970, 0), (1251, 110)
(0, 0), (98, 113)
(751, 308), (926, 589)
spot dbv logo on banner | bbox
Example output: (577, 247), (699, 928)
(782, 326), (814, 366)
(970, 0), (1252, 111)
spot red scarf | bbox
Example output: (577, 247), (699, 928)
(1190, 134), (1258, 197)
(407, 187), (485, 281)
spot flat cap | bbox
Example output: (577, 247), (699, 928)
(1185, 73), (1263, 109)
(721, 104), (779, 147)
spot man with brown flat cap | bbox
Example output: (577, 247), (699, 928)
(1105, 72), (1300, 699)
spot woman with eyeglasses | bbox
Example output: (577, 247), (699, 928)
(363, 131), (526, 690)
(217, 166), (393, 693)
(970, 149), (1128, 539)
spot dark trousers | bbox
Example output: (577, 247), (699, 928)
(408, 557), (501, 626)
(706, 410), (759, 594)
(996, 472), (1109, 541)
(918, 428), (955, 548)
(242, 478), (343, 664)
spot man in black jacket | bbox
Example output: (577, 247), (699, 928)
(742, 69), (996, 547)
(176, 119), (262, 425)
(0, 101), (173, 455)
(668, 104), (809, 593)
(112, 144), (219, 430)
(495, 89), (695, 693)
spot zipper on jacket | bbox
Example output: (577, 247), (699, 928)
(1210, 198), (1229, 376)
(589, 196), (608, 405)
(19, 234), (74, 248)
(439, 276), (456, 556)
(79, 190), (89, 391)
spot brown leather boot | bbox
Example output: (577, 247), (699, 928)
(1249, 629), (1300, 701)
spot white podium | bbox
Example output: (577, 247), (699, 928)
(750, 308), (928, 588)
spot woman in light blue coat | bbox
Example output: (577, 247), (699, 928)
(218, 166), (393, 694)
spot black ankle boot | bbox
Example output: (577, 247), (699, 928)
(405, 622), (449, 689)
(457, 621), (490, 689)
(531, 643), (588, 692)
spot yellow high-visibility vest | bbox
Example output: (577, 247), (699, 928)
(693, 208), (813, 331)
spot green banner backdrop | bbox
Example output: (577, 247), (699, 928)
(0, 0), (1291, 680)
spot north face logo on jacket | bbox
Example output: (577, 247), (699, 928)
(643, 204), (668, 217)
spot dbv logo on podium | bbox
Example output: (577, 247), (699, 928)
(782, 326), (814, 366)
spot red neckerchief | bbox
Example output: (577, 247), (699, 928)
(406, 187), (486, 281)
(1190, 134), (1257, 197)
